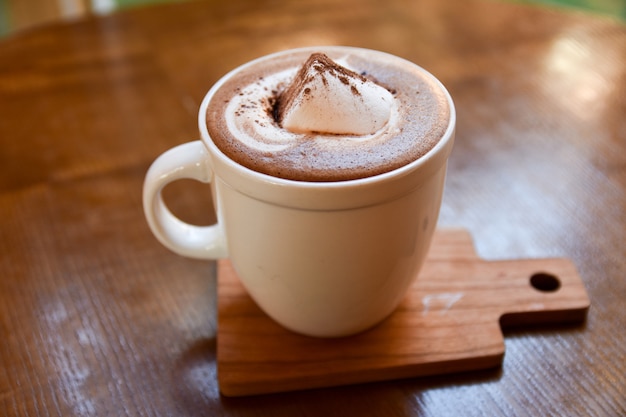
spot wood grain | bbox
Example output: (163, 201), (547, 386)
(0, 0), (624, 415)
(217, 229), (589, 396)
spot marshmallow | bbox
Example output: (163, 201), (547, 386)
(277, 53), (394, 135)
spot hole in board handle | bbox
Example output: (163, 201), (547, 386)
(530, 272), (561, 292)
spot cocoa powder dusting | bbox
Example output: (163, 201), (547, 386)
(205, 47), (451, 182)
(274, 53), (368, 124)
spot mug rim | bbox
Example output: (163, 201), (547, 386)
(198, 46), (455, 197)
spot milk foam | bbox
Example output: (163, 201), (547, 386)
(206, 47), (451, 182)
(223, 57), (400, 155)
(279, 53), (394, 135)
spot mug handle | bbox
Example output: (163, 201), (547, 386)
(143, 141), (227, 259)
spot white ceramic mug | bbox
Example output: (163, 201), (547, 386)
(143, 48), (456, 337)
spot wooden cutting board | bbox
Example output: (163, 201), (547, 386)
(216, 229), (589, 397)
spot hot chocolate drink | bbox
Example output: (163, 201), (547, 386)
(205, 46), (451, 182)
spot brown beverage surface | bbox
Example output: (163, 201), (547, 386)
(206, 47), (451, 182)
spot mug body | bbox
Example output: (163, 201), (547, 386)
(198, 47), (455, 336)
(211, 163), (449, 336)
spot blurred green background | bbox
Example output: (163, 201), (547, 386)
(0, 0), (625, 38)
(520, 0), (625, 19)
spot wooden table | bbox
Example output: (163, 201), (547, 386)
(1, 0), (624, 415)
